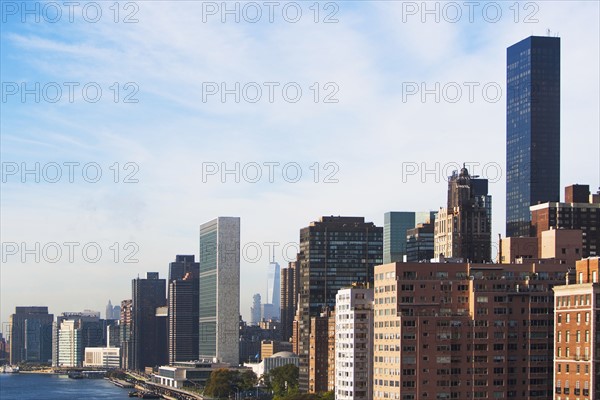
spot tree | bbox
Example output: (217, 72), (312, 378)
(205, 368), (236, 398)
(238, 369), (258, 391)
(264, 364), (299, 398)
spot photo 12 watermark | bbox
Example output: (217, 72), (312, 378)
(2, 82), (139, 103)
(399, 1), (539, 24)
(1, 241), (140, 264)
(200, 1), (339, 24)
(401, 161), (502, 184)
(199, 240), (300, 264)
(201, 81), (339, 104)
(201, 161), (339, 184)
(1, 1), (140, 23)
(401, 82), (502, 104)
(1, 162), (140, 183)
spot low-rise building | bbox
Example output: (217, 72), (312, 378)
(84, 347), (120, 368)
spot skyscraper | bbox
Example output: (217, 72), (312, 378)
(506, 35), (561, 237)
(296, 216), (382, 391)
(280, 261), (299, 342)
(434, 166), (492, 262)
(52, 310), (104, 367)
(9, 306), (53, 364)
(106, 300), (114, 320)
(199, 216), (240, 365)
(251, 294), (262, 325)
(120, 299), (133, 369)
(265, 261), (281, 318)
(383, 212), (415, 263)
(131, 272), (167, 371)
(168, 255), (200, 364)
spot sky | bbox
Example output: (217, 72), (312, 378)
(1, 0), (599, 327)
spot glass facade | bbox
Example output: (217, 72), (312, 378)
(383, 212), (415, 263)
(506, 36), (560, 237)
(199, 221), (218, 358)
(297, 216), (383, 391)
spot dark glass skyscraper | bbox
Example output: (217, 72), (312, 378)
(131, 272), (167, 371)
(168, 255), (200, 364)
(296, 216), (383, 391)
(506, 35), (561, 237)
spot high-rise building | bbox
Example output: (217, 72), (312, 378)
(506, 35), (561, 237)
(120, 299), (133, 369)
(531, 184), (600, 258)
(373, 260), (569, 400)
(199, 216), (240, 365)
(131, 272), (167, 371)
(297, 216), (382, 391)
(383, 212), (415, 263)
(281, 261), (299, 342)
(251, 294), (262, 326)
(553, 257), (600, 399)
(434, 167), (492, 262)
(265, 261), (281, 318)
(335, 285), (374, 400)
(58, 320), (83, 367)
(169, 254), (199, 281)
(52, 311), (104, 367)
(9, 306), (53, 364)
(168, 255), (200, 364)
(106, 300), (114, 320)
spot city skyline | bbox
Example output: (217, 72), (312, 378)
(2, 2), (600, 327)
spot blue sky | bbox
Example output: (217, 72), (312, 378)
(1, 1), (599, 324)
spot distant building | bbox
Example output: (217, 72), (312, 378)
(297, 216), (382, 392)
(245, 351), (299, 378)
(106, 300), (115, 320)
(261, 340), (292, 360)
(506, 35), (561, 237)
(84, 347), (120, 368)
(553, 257), (600, 399)
(251, 294), (262, 326)
(335, 285), (373, 400)
(406, 220), (435, 262)
(58, 319), (83, 367)
(261, 303), (277, 321)
(9, 306), (53, 364)
(383, 212), (415, 263)
(281, 261), (299, 342)
(52, 311), (105, 367)
(132, 272), (167, 371)
(265, 261), (281, 319)
(531, 184), (600, 258)
(434, 166), (492, 262)
(199, 216), (240, 365)
(120, 299), (133, 369)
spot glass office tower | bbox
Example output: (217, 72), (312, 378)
(198, 217), (240, 365)
(506, 36), (560, 237)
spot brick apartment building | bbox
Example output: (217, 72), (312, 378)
(373, 260), (571, 400)
(553, 257), (600, 399)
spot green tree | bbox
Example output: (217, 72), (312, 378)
(205, 368), (236, 398)
(238, 369), (258, 391)
(264, 364), (299, 398)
